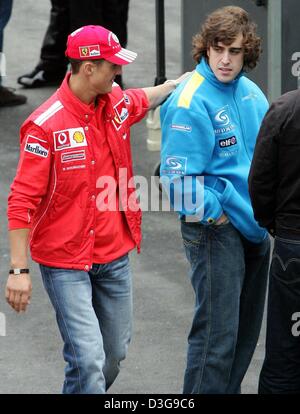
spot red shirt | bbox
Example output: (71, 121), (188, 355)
(92, 98), (135, 263)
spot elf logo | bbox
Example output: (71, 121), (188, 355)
(219, 136), (237, 148)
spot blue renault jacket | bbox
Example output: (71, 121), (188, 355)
(160, 58), (269, 243)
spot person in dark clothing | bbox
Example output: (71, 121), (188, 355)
(17, 0), (129, 88)
(249, 89), (300, 394)
(0, 0), (26, 106)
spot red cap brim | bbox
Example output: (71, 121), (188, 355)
(105, 47), (137, 65)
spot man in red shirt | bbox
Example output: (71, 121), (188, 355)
(5, 25), (186, 394)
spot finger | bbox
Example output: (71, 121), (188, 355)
(20, 295), (30, 312)
(14, 292), (22, 313)
(7, 290), (15, 308)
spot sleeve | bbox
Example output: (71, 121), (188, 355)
(7, 122), (52, 230)
(248, 101), (282, 233)
(123, 88), (150, 126)
(160, 104), (223, 222)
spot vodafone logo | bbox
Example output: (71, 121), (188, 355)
(54, 128), (87, 151)
(58, 132), (69, 145)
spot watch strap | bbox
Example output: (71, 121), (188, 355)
(9, 268), (30, 275)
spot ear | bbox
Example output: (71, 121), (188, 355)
(82, 61), (95, 76)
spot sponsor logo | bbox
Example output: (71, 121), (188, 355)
(61, 150), (86, 163)
(108, 32), (120, 46)
(212, 106), (235, 135)
(124, 94), (130, 104)
(79, 45), (100, 58)
(242, 92), (258, 101)
(215, 107), (230, 126)
(112, 98), (129, 130)
(171, 124), (192, 133)
(73, 131), (85, 144)
(161, 156), (187, 176)
(219, 136), (237, 148)
(62, 165), (86, 172)
(54, 128), (87, 151)
(24, 135), (49, 158)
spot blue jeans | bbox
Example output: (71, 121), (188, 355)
(259, 235), (300, 394)
(0, 0), (13, 84)
(181, 220), (270, 394)
(40, 254), (132, 394)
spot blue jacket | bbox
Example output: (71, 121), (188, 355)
(160, 59), (269, 243)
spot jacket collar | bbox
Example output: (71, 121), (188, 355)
(197, 58), (243, 90)
(57, 72), (108, 123)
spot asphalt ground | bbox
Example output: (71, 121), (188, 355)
(0, 0), (266, 394)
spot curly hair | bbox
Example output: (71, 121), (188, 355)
(192, 6), (262, 72)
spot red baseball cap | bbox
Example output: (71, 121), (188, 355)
(65, 25), (137, 65)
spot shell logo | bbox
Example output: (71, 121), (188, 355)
(73, 131), (85, 143)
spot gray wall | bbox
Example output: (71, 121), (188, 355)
(181, 0), (300, 97)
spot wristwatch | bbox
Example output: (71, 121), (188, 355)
(9, 268), (30, 275)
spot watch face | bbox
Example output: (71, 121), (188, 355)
(14, 269), (21, 275)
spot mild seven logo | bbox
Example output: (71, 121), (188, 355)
(213, 106), (234, 135)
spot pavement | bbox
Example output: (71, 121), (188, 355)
(0, 0), (266, 394)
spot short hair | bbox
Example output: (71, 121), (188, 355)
(68, 58), (104, 75)
(192, 6), (262, 72)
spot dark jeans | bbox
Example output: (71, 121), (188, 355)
(37, 0), (129, 74)
(0, 0), (13, 84)
(259, 235), (300, 394)
(181, 220), (270, 394)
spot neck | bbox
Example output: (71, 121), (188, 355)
(69, 74), (97, 105)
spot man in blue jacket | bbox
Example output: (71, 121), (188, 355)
(160, 6), (270, 394)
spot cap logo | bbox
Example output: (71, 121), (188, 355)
(108, 32), (120, 47)
(79, 45), (101, 58)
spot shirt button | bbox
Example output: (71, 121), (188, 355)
(85, 114), (89, 119)
(90, 230), (94, 236)
(91, 160), (95, 165)
(91, 195), (96, 201)
(84, 265), (89, 271)
(85, 126), (89, 131)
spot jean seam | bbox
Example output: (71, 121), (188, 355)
(47, 269), (83, 393)
(196, 233), (212, 393)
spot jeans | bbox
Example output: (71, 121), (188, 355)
(40, 253), (132, 394)
(259, 235), (300, 394)
(181, 220), (270, 394)
(0, 0), (13, 84)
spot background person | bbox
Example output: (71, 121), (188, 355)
(249, 89), (300, 394)
(0, 0), (26, 106)
(17, 0), (129, 88)
(160, 6), (270, 394)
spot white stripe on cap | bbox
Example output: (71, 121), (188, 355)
(34, 100), (64, 126)
(119, 48), (137, 58)
(114, 53), (134, 63)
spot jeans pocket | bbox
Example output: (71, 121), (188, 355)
(181, 222), (204, 268)
(272, 238), (300, 285)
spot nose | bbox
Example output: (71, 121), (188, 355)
(221, 51), (230, 65)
